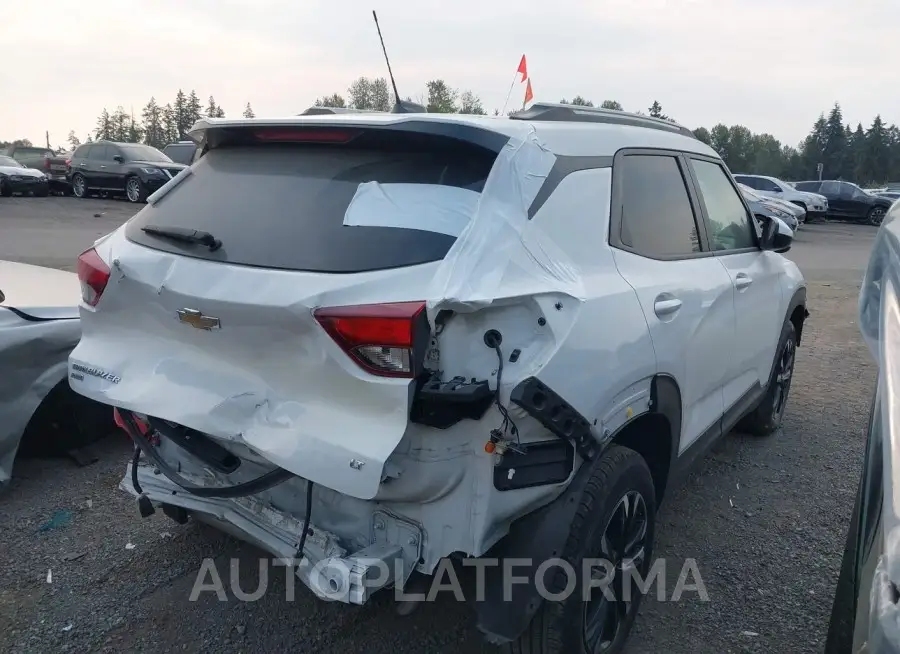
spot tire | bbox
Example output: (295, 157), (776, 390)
(125, 176), (148, 203)
(34, 185), (49, 197)
(739, 319), (797, 436)
(504, 446), (657, 654)
(71, 173), (87, 198)
(0, 177), (11, 197)
(868, 206), (886, 227)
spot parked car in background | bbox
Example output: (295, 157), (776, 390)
(0, 260), (111, 487)
(738, 183), (800, 231)
(0, 155), (50, 197)
(161, 140), (198, 165)
(733, 173), (828, 221)
(2, 144), (70, 192)
(825, 202), (900, 653)
(794, 180), (894, 226)
(69, 105), (807, 654)
(67, 141), (187, 203)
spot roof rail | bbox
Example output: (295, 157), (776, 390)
(298, 106), (387, 116)
(509, 102), (697, 139)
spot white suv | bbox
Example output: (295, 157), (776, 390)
(733, 173), (829, 221)
(69, 103), (808, 654)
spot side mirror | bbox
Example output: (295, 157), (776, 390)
(760, 215), (793, 253)
(113, 155), (124, 163)
(770, 187), (782, 193)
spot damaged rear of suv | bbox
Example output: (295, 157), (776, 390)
(69, 105), (807, 653)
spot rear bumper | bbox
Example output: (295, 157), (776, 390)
(122, 461), (423, 604)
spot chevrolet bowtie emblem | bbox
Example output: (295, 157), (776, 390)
(176, 308), (220, 330)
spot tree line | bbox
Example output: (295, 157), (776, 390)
(4, 80), (898, 184)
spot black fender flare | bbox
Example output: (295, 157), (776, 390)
(787, 286), (809, 345)
(473, 373), (683, 644)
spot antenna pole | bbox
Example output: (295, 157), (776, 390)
(372, 11), (401, 104)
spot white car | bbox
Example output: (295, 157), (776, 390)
(738, 183), (801, 230)
(0, 261), (109, 487)
(734, 173), (828, 221)
(68, 104), (808, 654)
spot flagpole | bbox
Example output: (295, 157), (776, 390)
(500, 69), (519, 116)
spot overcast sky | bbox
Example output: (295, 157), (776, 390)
(4, 0), (896, 148)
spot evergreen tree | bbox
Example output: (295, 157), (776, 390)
(242, 102), (255, 118)
(142, 97), (166, 148)
(95, 109), (112, 140)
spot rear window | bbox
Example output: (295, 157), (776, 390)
(163, 143), (196, 165)
(125, 134), (499, 273)
(12, 147), (52, 158)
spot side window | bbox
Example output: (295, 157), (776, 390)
(73, 145), (91, 159)
(734, 175), (755, 189)
(689, 159), (757, 251)
(88, 145), (109, 160)
(617, 154), (701, 258)
(756, 178), (780, 192)
(820, 181), (841, 196)
(794, 181), (820, 193)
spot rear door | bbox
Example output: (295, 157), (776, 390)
(609, 150), (735, 453)
(685, 156), (784, 409)
(105, 144), (128, 191)
(820, 181), (846, 216)
(85, 144), (110, 188)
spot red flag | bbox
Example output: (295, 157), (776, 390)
(516, 55), (528, 82)
(523, 79), (534, 106)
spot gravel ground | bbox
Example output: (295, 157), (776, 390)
(0, 199), (880, 653)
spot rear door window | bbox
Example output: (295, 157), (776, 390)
(820, 181), (842, 196)
(794, 181), (821, 192)
(125, 134), (499, 273)
(88, 145), (109, 160)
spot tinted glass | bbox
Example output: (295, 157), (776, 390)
(618, 154), (701, 257)
(733, 175), (756, 189)
(73, 144), (91, 159)
(690, 159), (756, 251)
(820, 181), (841, 196)
(0, 155), (23, 167)
(125, 138), (498, 273)
(163, 143), (195, 165)
(88, 145), (109, 160)
(794, 181), (821, 192)
(119, 144), (171, 163)
(755, 177), (780, 192)
(12, 147), (53, 158)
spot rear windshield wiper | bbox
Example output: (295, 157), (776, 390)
(141, 225), (222, 251)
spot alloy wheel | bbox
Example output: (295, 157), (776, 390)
(73, 175), (85, 198)
(870, 207), (886, 226)
(583, 490), (649, 653)
(126, 178), (141, 203)
(771, 337), (796, 424)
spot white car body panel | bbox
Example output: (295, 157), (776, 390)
(0, 165), (46, 179)
(67, 111), (806, 604)
(735, 174), (828, 213)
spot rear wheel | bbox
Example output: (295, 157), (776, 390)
(868, 206), (886, 226)
(739, 319), (797, 436)
(126, 176), (147, 203)
(71, 173), (87, 198)
(504, 446), (656, 654)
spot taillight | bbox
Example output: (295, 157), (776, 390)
(313, 301), (429, 378)
(76, 248), (110, 307)
(253, 128), (357, 143)
(65, 158), (71, 168)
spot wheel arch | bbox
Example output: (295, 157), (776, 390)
(473, 372), (682, 644)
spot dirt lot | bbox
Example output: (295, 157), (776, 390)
(0, 197), (880, 653)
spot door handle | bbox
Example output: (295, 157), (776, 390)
(654, 297), (682, 317)
(99, 165), (107, 169)
(735, 274), (753, 290)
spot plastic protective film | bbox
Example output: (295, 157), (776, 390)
(0, 309), (80, 485)
(859, 203), (900, 644)
(342, 182), (479, 237)
(424, 130), (584, 313)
